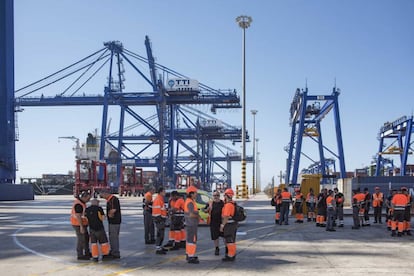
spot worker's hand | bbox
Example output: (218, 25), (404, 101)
(108, 209), (116, 218)
(220, 224), (224, 232)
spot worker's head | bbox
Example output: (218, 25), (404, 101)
(79, 190), (91, 202)
(90, 198), (99, 206)
(375, 187), (380, 192)
(334, 188), (339, 192)
(401, 187), (408, 194)
(99, 189), (111, 199)
(186, 185), (198, 197)
(157, 187), (165, 196)
(224, 188), (234, 199)
(171, 190), (179, 198)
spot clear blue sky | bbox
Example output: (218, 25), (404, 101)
(13, 0), (414, 188)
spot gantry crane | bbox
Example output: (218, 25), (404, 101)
(13, 37), (248, 192)
(285, 87), (346, 186)
(375, 115), (414, 176)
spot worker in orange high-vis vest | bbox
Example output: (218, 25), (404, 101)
(326, 190), (336, 232)
(280, 187), (292, 225)
(306, 188), (316, 222)
(293, 188), (304, 223)
(168, 190), (186, 250)
(152, 187), (168, 254)
(401, 187), (412, 236)
(85, 198), (112, 262)
(184, 185), (200, 264)
(271, 189), (282, 224)
(372, 187), (384, 224)
(143, 187), (155, 244)
(220, 188), (238, 262)
(391, 188), (409, 237)
(71, 190), (91, 260)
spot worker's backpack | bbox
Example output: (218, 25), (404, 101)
(232, 202), (247, 222)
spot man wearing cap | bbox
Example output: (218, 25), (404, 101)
(152, 187), (168, 255)
(71, 190), (92, 260)
(372, 187), (384, 224)
(401, 187), (412, 235)
(184, 185), (200, 264)
(100, 190), (122, 259)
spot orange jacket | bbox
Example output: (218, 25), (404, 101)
(306, 193), (316, 204)
(152, 194), (167, 218)
(70, 198), (88, 226)
(372, 192), (383, 207)
(326, 195), (335, 208)
(281, 191), (292, 203)
(392, 193), (408, 211)
(295, 193), (304, 203)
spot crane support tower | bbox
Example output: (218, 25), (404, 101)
(375, 115), (414, 176)
(285, 87), (346, 186)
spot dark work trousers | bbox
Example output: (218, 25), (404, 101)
(153, 216), (166, 248)
(144, 210), (155, 242)
(280, 202), (290, 225)
(374, 206), (382, 223)
(364, 203), (371, 222)
(326, 207), (335, 230)
(352, 206), (360, 228)
(73, 225), (90, 257)
(108, 223), (120, 257)
(223, 222), (238, 243)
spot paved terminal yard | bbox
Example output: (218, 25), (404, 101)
(0, 193), (413, 276)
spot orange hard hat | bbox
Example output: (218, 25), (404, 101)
(186, 185), (198, 194)
(224, 188), (234, 197)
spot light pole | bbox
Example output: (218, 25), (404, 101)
(251, 109), (258, 194)
(236, 15), (252, 198)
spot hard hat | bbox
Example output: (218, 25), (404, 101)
(401, 187), (408, 191)
(224, 188), (234, 197)
(186, 185), (198, 194)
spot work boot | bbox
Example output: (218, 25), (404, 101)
(169, 243), (180, 251)
(92, 257), (99, 262)
(102, 255), (113, 261)
(222, 255), (235, 262)
(156, 249), (166, 255)
(163, 241), (174, 248)
(391, 231), (396, 237)
(187, 257), (200, 264)
(397, 232), (402, 237)
(77, 255), (90, 261)
(215, 247), (220, 256)
(180, 241), (186, 248)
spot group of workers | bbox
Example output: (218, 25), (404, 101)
(271, 186), (412, 235)
(70, 189), (122, 261)
(143, 186), (238, 264)
(271, 187), (345, 231)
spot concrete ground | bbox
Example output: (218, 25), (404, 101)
(0, 192), (413, 276)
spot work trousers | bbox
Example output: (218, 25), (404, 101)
(73, 225), (90, 257)
(326, 208), (335, 230)
(144, 210), (155, 242)
(108, 223), (121, 257)
(336, 205), (344, 222)
(364, 203), (371, 222)
(90, 228), (108, 244)
(352, 206), (360, 227)
(280, 202), (290, 224)
(153, 216), (166, 248)
(373, 206), (382, 222)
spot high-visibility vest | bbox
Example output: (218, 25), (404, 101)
(70, 198), (88, 226)
(326, 196), (335, 208)
(152, 194), (167, 218)
(281, 191), (291, 203)
(295, 193), (303, 203)
(306, 193), (316, 204)
(372, 192), (383, 207)
(392, 194), (408, 211)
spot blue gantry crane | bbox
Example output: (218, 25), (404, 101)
(13, 37), (248, 191)
(285, 87), (346, 186)
(375, 115), (414, 176)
